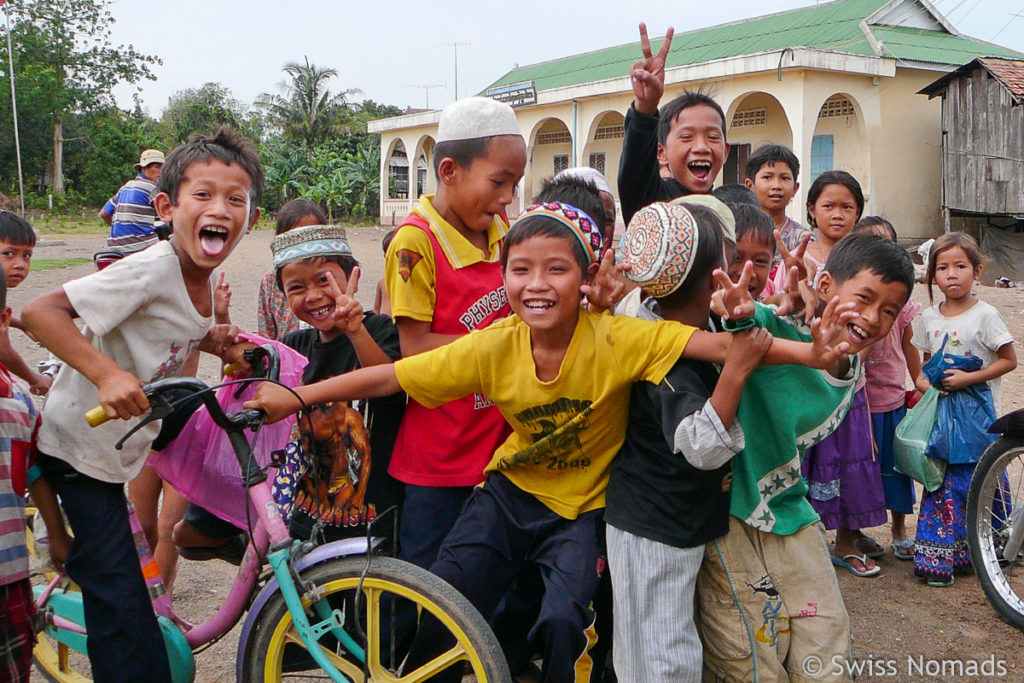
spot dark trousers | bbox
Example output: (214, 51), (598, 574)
(410, 473), (606, 683)
(39, 454), (172, 683)
(397, 484), (474, 569)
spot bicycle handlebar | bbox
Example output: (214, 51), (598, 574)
(85, 345), (281, 430)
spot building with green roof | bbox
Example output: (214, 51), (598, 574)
(369, 0), (1022, 238)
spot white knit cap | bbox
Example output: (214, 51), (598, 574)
(436, 97), (522, 143)
(556, 167), (614, 196)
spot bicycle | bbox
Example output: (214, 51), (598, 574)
(966, 410), (1024, 631)
(31, 344), (510, 682)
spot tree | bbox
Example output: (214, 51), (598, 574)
(160, 82), (245, 147)
(6, 0), (159, 195)
(257, 57), (361, 162)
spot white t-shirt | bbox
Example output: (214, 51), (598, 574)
(911, 299), (1014, 412)
(38, 241), (213, 483)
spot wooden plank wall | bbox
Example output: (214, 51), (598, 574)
(943, 67), (1024, 215)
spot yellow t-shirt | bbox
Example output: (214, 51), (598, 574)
(385, 194), (508, 323)
(394, 310), (696, 519)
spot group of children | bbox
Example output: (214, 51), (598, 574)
(0, 20), (1016, 683)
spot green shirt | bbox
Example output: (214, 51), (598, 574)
(730, 304), (859, 535)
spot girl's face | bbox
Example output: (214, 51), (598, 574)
(933, 245), (979, 302)
(504, 234), (588, 339)
(808, 183), (860, 243)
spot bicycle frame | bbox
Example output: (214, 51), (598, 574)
(34, 348), (367, 683)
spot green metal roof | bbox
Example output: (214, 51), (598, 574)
(484, 0), (1023, 94)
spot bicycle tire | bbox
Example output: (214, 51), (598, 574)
(966, 437), (1024, 631)
(240, 555), (511, 683)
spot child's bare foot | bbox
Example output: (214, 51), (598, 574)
(833, 528), (880, 576)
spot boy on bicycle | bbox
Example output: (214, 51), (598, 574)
(22, 128), (262, 682)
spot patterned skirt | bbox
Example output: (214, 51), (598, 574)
(913, 463), (974, 581)
(0, 578), (36, 683)
(802, 387), (888, 530)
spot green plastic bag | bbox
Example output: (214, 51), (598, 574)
(893, 387), (946, 492)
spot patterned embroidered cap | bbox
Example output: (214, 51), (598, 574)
(272, 224), (352, 270)
(517, 202), (602, 266)
(620, 202), (700, 298)
(671, 194), (736, 244)
(436, 97), (522, 143)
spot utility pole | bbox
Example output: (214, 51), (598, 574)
(3, 1), (25, 215)
(443, 41), (470, 101)
(404, 84), (446, 109)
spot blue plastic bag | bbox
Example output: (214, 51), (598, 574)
(922, 335), (998, 465)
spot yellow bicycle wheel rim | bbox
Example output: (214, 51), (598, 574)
(259, 574), (494, 683)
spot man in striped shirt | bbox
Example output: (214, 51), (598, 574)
(99, 148), (164, 253)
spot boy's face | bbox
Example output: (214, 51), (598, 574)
(730, 235), (774, 298)
(0, 241), (32, 288)
(657, 104), (728, 193)
(281, 258), (350, 342)
(155, 160), (258, 274)
(504, 235), (592, 340)
(745, 162), (798, 215)
(443, 135), (527, 235)
(817, 269), (909, 354)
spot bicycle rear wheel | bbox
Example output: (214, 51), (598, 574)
(966, 437), (1024, 631)
(241, 555), (510, 682)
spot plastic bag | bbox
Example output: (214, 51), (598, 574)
(894, 386), (946, 492)
(922, 335), (998, 465)
(148, 334), (308, 528)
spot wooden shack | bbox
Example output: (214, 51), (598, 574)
(920, 57), (1024, 230)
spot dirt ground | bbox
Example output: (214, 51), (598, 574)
(12, 229), (1024, 682)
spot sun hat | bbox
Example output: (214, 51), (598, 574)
(670, 194), (736, 244)
(619, 202), (702, 298)
(271, 224), (353, 270)
(134, 149), (165, 169)
(436, 97), (522, 143)
(515, 202), (603, 266)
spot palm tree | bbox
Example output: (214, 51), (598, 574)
(256, 57), (361, 162)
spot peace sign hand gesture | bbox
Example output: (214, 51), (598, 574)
(327, 267), (364, 335)
(631, 22), (674, 115)
(711, 261), (757, 322)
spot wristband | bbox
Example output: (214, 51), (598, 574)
(722, 317), (757, 332)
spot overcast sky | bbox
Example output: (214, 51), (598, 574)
(108, 0), (1024, 117)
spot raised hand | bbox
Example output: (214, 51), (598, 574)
(775, 230), (811, 287)
(631, 23), (674, 115)
(214, 271), (232, 324)
(580, 250), (631, 313)
(711, 261), (756, 321)
(328, 267), (364, 335)
(809, 296), (858, 368)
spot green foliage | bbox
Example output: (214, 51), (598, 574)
(32, 257), (91, 270)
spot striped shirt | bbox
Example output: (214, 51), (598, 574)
(104, 174), (159, 250)
(0, 365), (41, 586)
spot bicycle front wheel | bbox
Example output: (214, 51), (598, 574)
(967, 437), (1024, 631)
(241, 555), (510, 682)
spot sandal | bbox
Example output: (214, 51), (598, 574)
(177, 532), (248, 566)
(892, 539), (915, 561)
(927, 575), (954, 587)
(831, 553), (881, 578)
(852, 535), (886, 559)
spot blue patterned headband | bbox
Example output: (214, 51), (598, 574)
(272, 224), (352, 270)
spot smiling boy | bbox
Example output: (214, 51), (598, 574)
(22, 128), (262, 682)
(383, 96), (527, 570)
(698, 233), (915, 682)
(618, 23), (729, 224)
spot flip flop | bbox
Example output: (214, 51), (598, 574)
(853, 535), (886, 559)
(892, 539), (915, 561)
(831, 553), (881, 578)
(927, 575), (954, 587)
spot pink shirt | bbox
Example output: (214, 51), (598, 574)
(864, 299), (921, 412)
